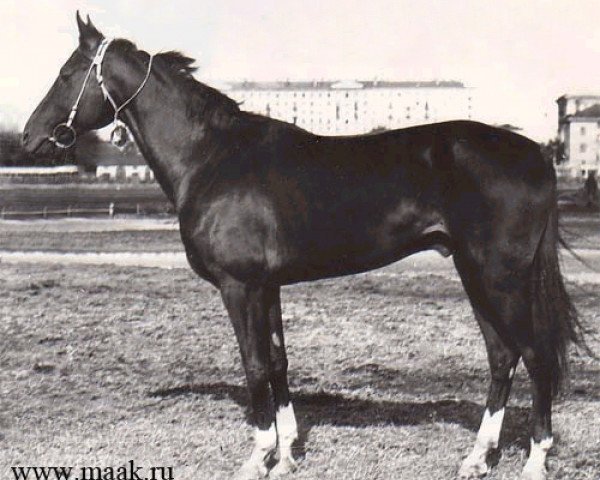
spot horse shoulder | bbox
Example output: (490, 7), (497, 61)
(181, 189), (286, 283)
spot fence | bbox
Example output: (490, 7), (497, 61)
(0, 202), (174, 219)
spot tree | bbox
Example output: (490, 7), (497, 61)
(0, 129), (32, 166)
(539, 138), (564, 165)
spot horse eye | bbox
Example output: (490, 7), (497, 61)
(59, 68), (75, 80)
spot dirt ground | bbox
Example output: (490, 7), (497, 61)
(0, 216), (599, 479)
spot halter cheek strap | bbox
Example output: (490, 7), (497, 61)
(96, 39), (154, 124)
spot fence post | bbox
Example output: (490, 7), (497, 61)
(109, 202), (115, 218)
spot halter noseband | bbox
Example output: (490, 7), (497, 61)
(50, 38), (153, 149)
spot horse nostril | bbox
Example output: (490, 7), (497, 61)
(22, 131), (30, 146)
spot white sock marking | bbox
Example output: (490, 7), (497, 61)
(459, 408), (505, 476)
(255, 422), (277, 450)
(476, 408), (505, 449)
(276, 403), (298, 458)
(238, 423), (277, 477)
(522, 437), (553, 476)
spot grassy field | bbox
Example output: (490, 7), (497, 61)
(0, 218), (598, 479)
(0, 218), (183, 252)
(0, 211), (597, 253)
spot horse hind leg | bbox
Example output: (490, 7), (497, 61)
(265, 286), (299, 478)
(454, 253), (527, 479)
(520, 203), (581, 480)
(519, 347), (554, 480)
(458, 309), (520, 479)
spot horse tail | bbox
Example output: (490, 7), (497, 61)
(531, 196), (586, 395)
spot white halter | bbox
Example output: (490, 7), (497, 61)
(50, 38), (154, 149)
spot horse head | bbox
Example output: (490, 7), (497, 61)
(22, 12), (114, 154)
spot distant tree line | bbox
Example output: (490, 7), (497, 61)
(0, 129), (34, 165)
(0, 128), (105, 168)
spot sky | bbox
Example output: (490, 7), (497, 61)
(2, 0), (600, 141)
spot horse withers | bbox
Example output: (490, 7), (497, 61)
(22, 13), (586, 480)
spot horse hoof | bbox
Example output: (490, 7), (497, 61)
(520, 466), (547, 480)
(458, 459), (488, 479)
(270, 456), (298, 478)
(232, 462), (268, 480)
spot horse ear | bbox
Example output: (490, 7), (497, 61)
(76, 11), (103, 52)
(76, 11), (87, 34)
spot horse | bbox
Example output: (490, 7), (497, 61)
(23, 13), (586, 480)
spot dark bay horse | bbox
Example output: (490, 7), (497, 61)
(23, 14), (585, 480)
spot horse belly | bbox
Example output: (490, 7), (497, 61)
(279, 211), (439, 283)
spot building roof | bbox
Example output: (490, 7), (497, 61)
(557, 94), (600, 101)
(225, 80), (465, 91)
(573, 104), (600, 118)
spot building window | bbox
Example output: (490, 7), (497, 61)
(580, 143), (587, 153)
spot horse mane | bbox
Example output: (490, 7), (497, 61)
(112, 39), (240, 125)
(155, 50), (198, 77)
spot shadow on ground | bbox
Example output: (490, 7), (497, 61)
(149, 382), (531, 460)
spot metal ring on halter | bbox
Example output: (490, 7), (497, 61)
(50, 123), (77, 149)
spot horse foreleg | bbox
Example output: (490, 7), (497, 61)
(264, 286), (298, 477)
(221, 281), (277, 480)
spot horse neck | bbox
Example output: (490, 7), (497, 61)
(114, 61), (232, 209)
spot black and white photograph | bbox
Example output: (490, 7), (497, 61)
(1, 1), (599, 479)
